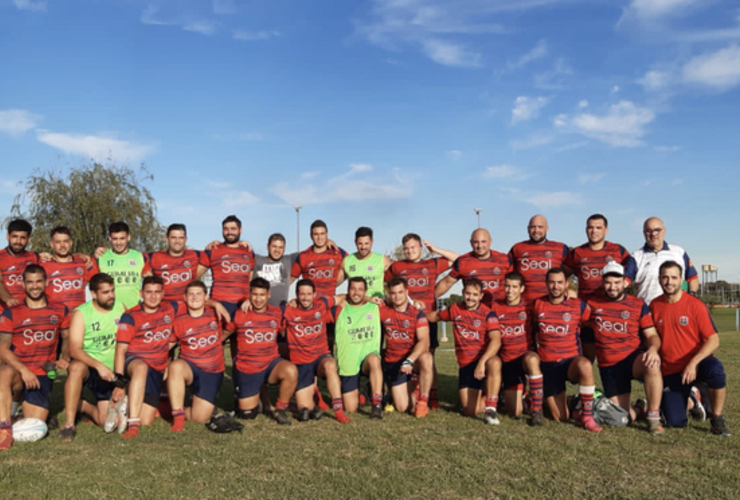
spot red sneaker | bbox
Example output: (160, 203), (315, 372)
(335, 410), (351, 424)
(415, 401), (429, 418)
(121, 427), (140, 439)
(582, 416), (603, 433)
(0, 429), (14, 451)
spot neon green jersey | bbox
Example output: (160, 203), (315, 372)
(334, 302), (381, 376)
(75, 300), (126, 370)
(96, 249), (147, 308)
(343, 252), (385, 298)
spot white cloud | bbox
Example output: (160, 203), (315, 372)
(653, 145), (681, 152)
(223, 190), (260, 207)
(1, 179), (20, 194)
(509, 132), (554, 150)
(213, 0), (237, 15)
(555, 101), (655, 147)
(637, 69), (675, 91)
(511, 96), (548, 124)
(35, 130), (155, 162)
(555, 141), (589, 152)
(611, 85), (620, 94)
(233, 30), (281, 41)
(13, 0), (46, 12)
(0, 109), (40, 137)
(523, 191), (582, 209)
(682, 45), (740, 91)
(482, 164), (530, 180)
(446, 150), (463, 159)
(507, 39), (548, 70)
(183, 21), (217, 36)
(140, 5), (174, 26)
(534, 58), (573, 89)
(421, 39), (481, 67)
(140, 5), (217, 36)
(579, 173), (605, 184)
(578, 100), (589, 108)
(621, 0), (701, 21)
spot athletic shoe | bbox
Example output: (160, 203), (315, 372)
(297, 408), (310, 422)
(309, 407), (323, 421)
(117, 396), (129, 434)
(429, 398), (440, 411)
(530, 409), (544, 427)
(0, 429), (14, 450)
(370, 405), (383, 420)
(314, 390), (330, 411)
(384, 403), (395, 413)
(647, 419), (665, 436)
(103, 402), (119, 433)
(484, 409), (500, 426)
(710, 415), (731, 437)
(633, 398), (647, 423)
(274, 410), (292, 426)
(121, 427), (140, 439)
(335, 410), (351, 424)
(581, 416), (603, 433)
(415, 401), (429, 419)
(58, 425), (77, 443)
(46, 414), (59, 431)
(689, 387), (706, 422)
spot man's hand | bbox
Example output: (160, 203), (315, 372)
(38, 252), (52, 263)
(400, 358), (414, 375)
(4, 298), (20, 308)
(211, 302), (231, 323)
(112, 387), (126, 403)
(681, 362), (698, 385)
(473, 361), (486, 380)
(642, 348), (660, 369)
(423, 240), (436, 253)
(21, 367), (40, 390)
(412, 299), (426, 311)
(94, 247), (107, 259)
(97, 365), (116, 382)
(239, 301), (253, 314)
(369, 296), (384, 306)
(55, 358), (70, 371)
(205, 240), (221, 251)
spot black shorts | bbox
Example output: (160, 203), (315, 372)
(185, 360), (224, 405)
(501, 355), (527, 390)
(296, 354), (332, 391)
(84, 368), (115, 402)
(125, 356), (165, 407)
(429, 322), (439, 350)
(662, 356), (726, 428)
(599, 350), (642, 398)
(541, 357), (577, 397)
(233, 358), (282, 399)
(383, 359), (411, 388)
(458, 361), (483, 391)
(22, 374), (53, 410)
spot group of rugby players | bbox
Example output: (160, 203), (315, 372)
(0, 211), (730, 450)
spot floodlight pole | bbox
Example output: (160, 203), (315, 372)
(294, 205), (302, 252)
(474, 208), (482, 228)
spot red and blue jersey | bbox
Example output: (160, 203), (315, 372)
(148, 250), (201, 301)
(199, 245), (255, 304)
(230, 305), (284, 374)
(43, 257), (94, 311)
(532, 297), (590, 363)
(565, 242), (634, 301)
(586, 295), (653, 367)
(490, 300), (534, 363)
(448, 251), (512, 307)
(438, 302), (499, 367)
(290, 247), (347, 298)
(379, 303), (429, 363)
(282, 297), (334, 365)
(385, 258), (450, 311)
(0, 249), (39, 309)
(0, 301), (70, 375)
(117, 301), (180, 372)
(509, 240), (569, 303)
(172, 307), (226, 373)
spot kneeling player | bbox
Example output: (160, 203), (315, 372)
(587, 263), (663, 434)
(227, 278), (297, 426)
(380, 277), (434, 417)
(168, 280), (227, 431)
(428, 278), (503, 424)
(533, 268), (601, 432)
(0, 265), (70, 450)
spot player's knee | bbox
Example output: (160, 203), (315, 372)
(129, 361), (149, 379)
(67, 361), (86, 378)
(523, 352), (540, 370)
(283, 362), (298, 381)
(486, 356), (501, 371)
(323, 358), (338, 376)
(418, 352), (433, 371)
(367, 353), (381, 367)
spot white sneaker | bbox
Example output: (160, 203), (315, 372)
(484, 409), (500, 426)
(103, 401), (119, 433)
(117, 396), (129, 434)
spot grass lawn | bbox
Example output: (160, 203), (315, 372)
(1, 308), (739, 499)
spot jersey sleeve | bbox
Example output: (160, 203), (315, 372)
(437, 308), (451, 322)
(564, 249), (576, 272)
(384, 263), (395, 282)
(199, 250), (212, 268)
(416, 309), (429, 327)
(116, 313), (136, 344)
(486, 312), (500, 331)
(90, 258), (101, 276)
(683, 252), (699, 282)
(60, 306), (72, 329)
(434, 258), (451, 276)
(694, 300), (718, 341)
(638, 303), (654, 330)
(0, 309), (13, 336)
(141, 253), (151, 275)
(580, 301), (591, 323)
(290, 255), (303, 279)
(623, 254), (637, 283)
(448, 258), (462, 280)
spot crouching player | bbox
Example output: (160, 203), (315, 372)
(0, 265), (70, 450)
(427, 278), (503, 425)
(380, 277), (434, 417)
(586, 262), (664, 435)
(227, 278), (297, 426)
(168, 280), (227, 431)
(491, 272), (544, 426)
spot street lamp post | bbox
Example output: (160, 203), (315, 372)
(474, 208), (482, 228)
(294, 205), (302, 252)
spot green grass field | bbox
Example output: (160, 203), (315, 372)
(1, 308), (739, 499)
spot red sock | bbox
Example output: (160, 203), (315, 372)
(430, 388), (440, 409)
(529, 375), (543, 412)
(170, 408), (185, 432)
(122, 418), (140, 439)
(579, 386), (595, 419)
(276, 399), (289, 412)
(485, 396), (498, 410)
(371, 394), (382, 407)
(419, 394), (429, 403)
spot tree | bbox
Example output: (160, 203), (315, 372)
(7, 162), (165, 254)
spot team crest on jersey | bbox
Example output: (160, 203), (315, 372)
(563, 313), (571, 322)
(494, 268), (501, 275)
(210, 321), (218, 330)
(270, 320), (277, 328)
(621, 311), (630, 320)
(129, 260), (137, 266)
(473, 319), (481, 327)
(368, 265), (375, 271)
(606, 256), (615, 263)
(519, 312), (527, 320)
(366, 313), (373, 320)
(184, 261), (192, 268)
(329, 259), (335, 266)
(422, 268), (429, 275)
(403, 320), (410, 328)
(545, 251), (552, 258)
(164, 315), (172, 324)
(76, 267), (84, 275)
(114, 319), (120, 325)
(315, 311), (321, 319)
(680, 316), (689, 326)
(349, 265), (356, 273)
(50, 315), (59, 325)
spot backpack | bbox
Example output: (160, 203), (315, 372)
(569, 392), (630, 427)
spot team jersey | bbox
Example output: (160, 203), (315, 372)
(490, 300), (534, 363)
(199, 245), (255, 304)
(586, 295), (653, 367)
(385, 258), (451, 311)
(148, 249), (201, 302)
(282, 297), (334, 365)
(532, 297), (590, 363)
(344, 252), (386, 298)
(565, 242), (635, 301)
(290, 246), (347, 299)
(379, 303), (429, 363)
(509, 240), (569, 303)
(631, 242), (699, 305)
(93, 249), (150, 309)
(172, 307), (226, 373)
(230, 305), (283, 374)
(0, 249), (39, 308)
(448, 252), (512, 307)
(0, 301), (70, 376)
(333, 302), (381, 377)
(438, 302), (499, 367)
(650, 292), (717, 376)
(76, 299), (127, 370)
(116, 301), (180, 372)
(43, 256), (93, 311)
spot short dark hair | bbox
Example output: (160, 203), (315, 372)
(108, 221), (130, 235)
(355, 226), (373, 240)
(142, 275), (165, 289)
(89, 273), (115, 292)
(504, 271), (525, 285)
(7, 219), (32, 235)
(250, 277), (270, 291)
(222, 215), (242, 228)
(268, 233), (285, 245)
(310, 220), (327, 233)
(659, 260), (682, 275)
(546, 267), (566, 280)
(185, 280), (208, 294)
(587, 213), (608, 227)
(387, 276), (408, 289)
(401, 233), (421, 246)
(167, 223), (187, 236)
(50, 226), (71, 239)
(23, 264), (46, 280)
(462, 278), (483, 293)
(296, 279), (315, 292)
(348, 276), (367, 290)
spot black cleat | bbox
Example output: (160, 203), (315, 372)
(309, 407), (323, 421)
(710, 415), (731, 437)
(530, 409), (544, 427)
(274, 410), (292, 426)
(58, 425), (76, 443)
(370, 405), (383, 420)
(297, 408), (310, 422)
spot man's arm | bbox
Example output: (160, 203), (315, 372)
(434, 274), (457, 298)
(196, 264), (209, 279)
(383, 255), (393, 271)
(0, 334), (40, 389)
(69, 310), (115, 381)
(681, 333), (719, 385)
(688, 279), (699, 293)
(425, 310), (441, 323)
(0, 279), (19, 307)
(423, 240), (459, 265)
(57, 328), (70, 371)
(640, 326), (661, 368)
(475, 329), (502, 379)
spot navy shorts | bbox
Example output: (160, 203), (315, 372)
(599, 350), (642, 398)
(661, 356), (726, 428)
(502, 355), (527, 390)
(296, 354), (332, 391)
(541, 357), (577, 397)
(429, 322), (439, 350)
(458, 361), (483, 391)
(185, 360), (224, 405)
(221, 301), (240, 319)
(22, 374), (53, 410)
(233, 358), (282, 399)
(340, 373), (362, 394)
(84, 368), (114, 401)
(384, 359), (411, 388)
(125, 356), (165, 407)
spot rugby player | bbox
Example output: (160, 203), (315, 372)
(532, 268), (601, 432)
(58, 273), (128, 442)
(226, 278), (297, 426)
(148, 224), (201, 302)
(509, 215), (569, 303)
(490, 272), (544, 426)
(650, 261), (730, 436)
(379, 277), (434, 417)
(341, 227), (392, 299)
(0, 220), (40, 311)
(42, 227), (94, 311)
(254, 233), (299, 308)
(168, 280), (228, 431)
(0, 265), (70, 450)
(427, 278), (503, 425)
(585, 262), (664, 435)
(93, 222), (151, 309)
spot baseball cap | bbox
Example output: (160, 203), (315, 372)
(602, 261), (625, 277)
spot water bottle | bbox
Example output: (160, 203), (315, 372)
(43, 362), (57, 380)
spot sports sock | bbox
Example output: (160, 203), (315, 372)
(579, 385), (596, 419)
(0, 420), (11, 431)
(485, 395), (498, 411)
(331, 398), (344, 413)
(419, 393), (429, 403)
(122, 418), (140, 439)
(430, 388), (439, 409)
(276, 399), (289, 412)
(171, 408), (185, 432)
(314, 386), (330, 411)
(647, 409), (660, 420)
(528, 375), (543, 412)
(371, 394), (382, 407)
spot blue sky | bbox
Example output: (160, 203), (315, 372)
(1, 0), (739, 282)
